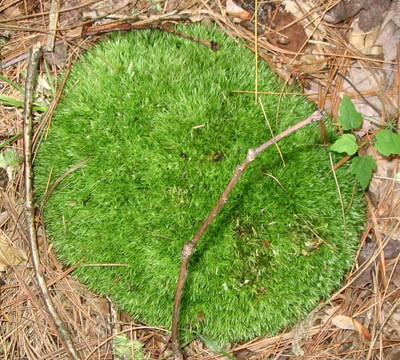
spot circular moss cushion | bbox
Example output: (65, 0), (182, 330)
(35, 24), (365, 343)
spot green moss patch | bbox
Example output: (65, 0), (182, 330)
(35, 24), (365, 344)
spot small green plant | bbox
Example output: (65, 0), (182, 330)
(330, 95), (400, 189)
(113, 335), (148, 360)
(149, 0), (162, 12)
(0, 148), (21, 168)
(0, 148), (22, 188)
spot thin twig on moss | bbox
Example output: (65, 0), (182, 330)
(23, 42), (82, 360)
(40, 158), (88, 209)
(171, 110), (326, 359)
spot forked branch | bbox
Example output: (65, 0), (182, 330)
(170, 110), (326, 359)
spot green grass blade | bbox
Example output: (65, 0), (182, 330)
(0, 74), (25, 93)
(0, 94), (47, 113)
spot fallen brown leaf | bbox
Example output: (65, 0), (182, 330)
(0, 235), (28, 271)
(264, 10), (308, 54)
(332, 315), (371, 340)
(226, 0), (252, 21)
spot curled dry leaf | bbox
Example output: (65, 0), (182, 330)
(63, 26), (84, 39)
(0, 235), (28, 271)
(332, 315), (371, 340)
(226, 0), (252, 21)
(264, 10), (308, 54)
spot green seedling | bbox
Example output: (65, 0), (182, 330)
(0, 148), (22, 186)
(35, 24), (365, 344)
(330, 95), (400, 189)
(113, 335), (148, 360)
(43, 60), (57, 98)
(0, 148), (20, 168)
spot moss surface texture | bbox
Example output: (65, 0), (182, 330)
(35, 24), (365, 344)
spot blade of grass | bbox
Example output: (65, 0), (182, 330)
(0, 94), (47, 112)
(0, 132), (23, 150)
(43, 60), (56, 97)
(0, 73), (25, 93)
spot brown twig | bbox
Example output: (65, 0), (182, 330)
(159, 24), (220, 50)
(23, 42), (82, 360)
(82, 12), (192, 37)
(46, 0), (61, 52)
(170, 110), (326, 359)
(40, 158), (89, 209)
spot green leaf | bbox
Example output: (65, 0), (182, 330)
(375, 129), (400, 156)
(351, 155), (376, 189)
(329, 134), (359, 155)
(339, 95), (362, 130)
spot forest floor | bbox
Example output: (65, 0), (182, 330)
(0, 0), (399, 359)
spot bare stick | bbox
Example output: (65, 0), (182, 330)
(46, 0), (61, 52)
(170, 110), (326, 359)
(23, 42), (82, 360)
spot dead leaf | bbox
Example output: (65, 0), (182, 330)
(332, 315), (371, 340)
(63, 26), (83, 39)
(324, 0), (391, 32)
(226, 0), (252, 21)
(382, 301), (400, 338)
(233, 349), (254, 359)
(283, 0), (326, 41)
(324, 0), (364, 25)
(384, 259), (400, 288)
(0, 236), (28, 271)
(43, 42), (68, 67)
(3, 4), (23, 18)
(0, 168), (8, 189)
(376, 2), (400, 64)
(347, 21), (382, 55)
(264, 11), (308, 54)
(164, 0), (199, 12)
(292, 52), (327, 74)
